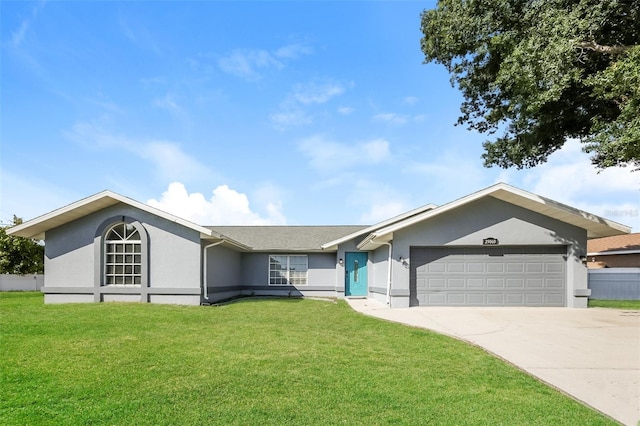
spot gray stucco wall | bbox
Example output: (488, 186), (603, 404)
(369, 245), (391, 304)
(43, 203), (202, 304)
(204, 244), (241, 297)
(238, 252), (336, 288)
(388, 197), (588, 308)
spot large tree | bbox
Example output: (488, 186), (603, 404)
(420, 0), (639, 169)
(0, 216), (44, 275)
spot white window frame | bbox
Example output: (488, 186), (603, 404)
(104, 223), (142, 286)
(269, 255), (308, 286)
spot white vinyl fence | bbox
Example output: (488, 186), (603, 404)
(588, 268), (640, 300)
(0, 274), (44, 291)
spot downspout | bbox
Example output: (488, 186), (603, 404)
(372, 238), (393, 306)
(203, 241), (225, 300)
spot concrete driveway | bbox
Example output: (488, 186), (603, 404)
(347, 299), (640, 426)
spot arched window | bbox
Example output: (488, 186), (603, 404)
(104, 223), (142, 285)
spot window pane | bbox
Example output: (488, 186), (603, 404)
(104, 226), (142, 286)
(269, 255), (307, 286)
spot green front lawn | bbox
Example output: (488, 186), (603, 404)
(1, 292), (613, 425)
(589, 299), (640, 309)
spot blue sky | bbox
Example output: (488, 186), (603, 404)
(2, 1), (638, 230)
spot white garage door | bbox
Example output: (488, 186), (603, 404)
(410, 246), (566, 307)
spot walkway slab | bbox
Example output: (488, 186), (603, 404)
(347, 299), (640, 426)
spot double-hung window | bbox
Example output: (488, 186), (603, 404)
(104, 223), (142, 285)
(269, 255), (308, 285)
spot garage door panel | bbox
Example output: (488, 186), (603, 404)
(545, 294), (564, 304)
(447, 294), (466, 304)
(546, 263), (563, 273)
(526, 263), (544, 273)
(467, 278), (484, 288)
(487, 278), (505, 288)
(546, 278), (564, 288)
(506, 278), (524, 288)
(429, 263), (446, 273)
(487, 263), (504, 273)
(410, 246), (566, 307)
(448, 263), (465, 273)
(467, 263), (484, 273)
(506, 294), (525, 304)
(526, 278), (544, 288)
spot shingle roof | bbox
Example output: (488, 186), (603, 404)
(208, 226), (369, 251)
(587, 233), (640, 254)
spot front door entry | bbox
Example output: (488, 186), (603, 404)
(345, 252), (368, 297)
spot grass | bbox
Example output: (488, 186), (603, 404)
(588, 299), (640, 309)
(1, 292), (614, 425)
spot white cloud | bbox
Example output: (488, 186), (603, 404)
(403, 96), (419, 106)
(292, 82), (345, 104)
(269, 109), (312, 128)
(118, 15), (161, 55)
(10, 1), (46, 49)
(218, 43), (312, 81)
(360, 200), (408, 224)
(270, 80), (348, 128)
(508, 139), (640, 230)
(274, 43), (313, 59)
(218, 49), (282, 80)
(298, 136), (391, 173)
(337, 106), (354, 115)
(152, 93), (180, 112)
(147, 182), (286, 225)
(66, 121), (213, 183)
(372, 112), (408, 125)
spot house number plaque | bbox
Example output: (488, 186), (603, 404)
(483, 237), (499, 245)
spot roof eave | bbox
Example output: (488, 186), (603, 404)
(321, 203), (437, 250)
(7, 190), (214, 240)
(366, 183), (631, 242)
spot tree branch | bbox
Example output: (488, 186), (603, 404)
(575, 41), (636, 55)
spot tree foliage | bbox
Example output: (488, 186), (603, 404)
(0, 216), (44, 275)
(420, 0), (640, 170)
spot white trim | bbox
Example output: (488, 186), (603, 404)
(357, 183), (631, 250)
(7, 190), (214, 240)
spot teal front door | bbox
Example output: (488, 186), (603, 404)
(345, 252), (368, 296)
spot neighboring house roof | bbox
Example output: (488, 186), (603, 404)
(587, 233), (640, 255)
(320, 203), (438, 250)
(357, 182), (631, 250)
(209, 226), (368, 252)
(7, 190), (247, 249)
